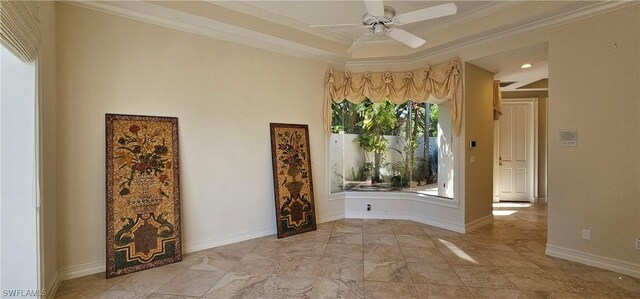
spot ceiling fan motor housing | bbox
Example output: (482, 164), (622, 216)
(363, 5), (396, 27)
(323, 1), (457, 49)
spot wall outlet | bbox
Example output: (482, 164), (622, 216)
(635, 238), (640, 251)
(582, 229), (591, 241)
(366, 203), (371, 211)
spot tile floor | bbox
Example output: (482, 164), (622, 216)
(55, 203), (640, 298)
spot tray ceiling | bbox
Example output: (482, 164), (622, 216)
(71, 1), (635, 64)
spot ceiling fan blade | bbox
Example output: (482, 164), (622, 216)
(347, 31), (373, 53)
(364, 0), (385, 16)
(386, 28), (425, 48)
(395, 3), (457, 25)
(309, 23), (361, 28)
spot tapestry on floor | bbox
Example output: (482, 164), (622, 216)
(270, 123), (317, 238)
(105, 114), (182, 278)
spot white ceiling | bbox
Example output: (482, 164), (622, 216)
(470, 42), (549, 91)
(242, 1), (496, 39)
(233, 1), (553, 88)
(211, 0), (622, 59)
(74, 0), (633, 66)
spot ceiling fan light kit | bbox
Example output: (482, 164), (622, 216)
(373, 23), (385, 34)
(311, 0), (457, 50)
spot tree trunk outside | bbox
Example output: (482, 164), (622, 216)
(405, 102), (416, 187)
(424, 103), (431, 184)
(374, 152), (381, 183)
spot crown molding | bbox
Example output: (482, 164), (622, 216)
(210, 1), (352, 46)
(345, 1), (638, 72)
(326, 1), (518, 53)
(413, 1), (519, 37)
(64, 1), (637, 69)
(63, 1), (348, 65)
(214, 1), (517, 50)
(354, 1), (519, 49)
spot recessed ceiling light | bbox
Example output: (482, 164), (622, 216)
(521, 63), (533, 69)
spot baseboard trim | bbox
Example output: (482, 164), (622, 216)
(546, 244), (640, 278)
(45, 271), (61, 299)
(59, 260), (106, 281)
(57, 209), (346, 282)
(345, 211), (465, 234)
(59, 226), (276, 281)
(465, 214), (493, 233)
(410, 214), (465, 233)
(318, 212), (345, 223)
(345, 210), (405, 221)
(183, 226), (275, 253)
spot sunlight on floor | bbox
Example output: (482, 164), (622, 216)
(493, 202), (532, 208)
(438, 239), (478, 264)
(493, 210), (517, 216)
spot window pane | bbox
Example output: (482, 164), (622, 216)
(330, 99), (454, 198)
(1, 45), (40, 292)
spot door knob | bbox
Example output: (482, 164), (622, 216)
(499, 157), (503, 166)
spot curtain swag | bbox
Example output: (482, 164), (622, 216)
(0, 0), (40, 62)
(493, 80), (503, 120)
(324, 58), (463, 136)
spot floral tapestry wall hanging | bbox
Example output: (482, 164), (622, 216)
(106, 114), (181, 278)
(270, 123), (317, 238)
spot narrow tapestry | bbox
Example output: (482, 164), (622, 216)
(270, 123), (317, 238)
(106, 114), (181, 278)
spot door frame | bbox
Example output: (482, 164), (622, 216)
(493, 98), (539, 203)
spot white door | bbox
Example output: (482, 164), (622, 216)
(496, 102), (534, 202)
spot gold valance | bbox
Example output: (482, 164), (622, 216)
(324, 58), (463, 136)
(493, 80), (503, 120)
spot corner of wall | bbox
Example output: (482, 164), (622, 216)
(462, 62), (495, 226)
(39, 0), (59, 295)
(45, 271), (60, 299)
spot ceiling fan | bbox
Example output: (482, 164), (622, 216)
(310, 0), (457, 49)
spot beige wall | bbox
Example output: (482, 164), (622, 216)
(548, 6), (639, 264)
(537, 98), (547, 199)
(48, 1), (640, 280)
(39, 1), (58, 292)
(55, 3), (342, 275)
(501, 90), (548, 99)
(463, 63), (494, 224)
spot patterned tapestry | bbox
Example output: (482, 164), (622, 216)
(270, 123), (317, 239)
(106, 114), (181, 278)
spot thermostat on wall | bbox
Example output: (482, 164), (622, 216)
(469, 140), (477, 148)
(560, 129), (577, 147)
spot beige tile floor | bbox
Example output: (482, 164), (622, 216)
(55, 203), (640, 298)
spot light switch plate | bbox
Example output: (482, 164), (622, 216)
(560, 129), (578, 147)
(582, 229), (591, 240)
